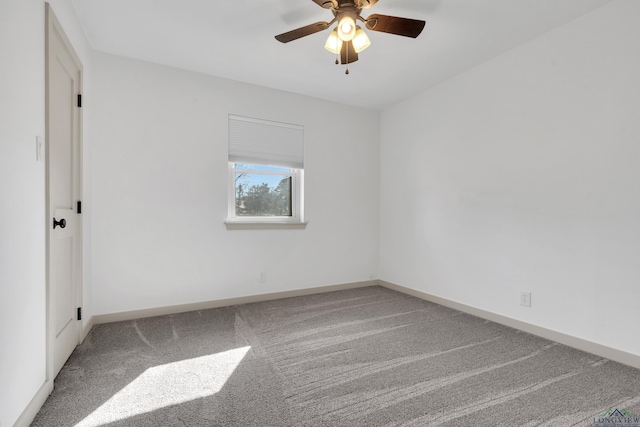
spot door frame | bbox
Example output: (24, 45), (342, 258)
(45, 2), (83, 383)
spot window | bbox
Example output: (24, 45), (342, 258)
(226, 115), (305, 227)
(229, 163), (301, 219)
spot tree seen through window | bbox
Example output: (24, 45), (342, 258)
(235, 169), (292, 217)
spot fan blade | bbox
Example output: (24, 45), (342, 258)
(340, 40), (358, 64)
(275, 22), (331, 43)
(312, 0), (337, 8)
(356, 0), (378, 9)
(365, 14), (425, 38)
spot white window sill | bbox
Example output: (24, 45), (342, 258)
(224, 221), (308, 230)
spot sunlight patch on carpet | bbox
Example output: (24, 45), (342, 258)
(76, 346), (251, 427)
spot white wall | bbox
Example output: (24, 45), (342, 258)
(90, 52), (380, 315)
(380, 0), (640, 357)
(0, 1), (46, 425)
(0, 1), (92, 425)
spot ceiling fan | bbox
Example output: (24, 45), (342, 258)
(275, 0), (425, 69)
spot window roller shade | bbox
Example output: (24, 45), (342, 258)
(229, 115), (304, 169)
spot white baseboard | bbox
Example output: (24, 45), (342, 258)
(12, 380), (53, 427)
(379, 280), (640, 370)
(80, 316), (94, 343)
(92, 280), (375, 325)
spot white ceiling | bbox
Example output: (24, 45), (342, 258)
(70, 0), (613, 110)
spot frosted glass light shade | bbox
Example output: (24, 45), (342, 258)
(352, 26), (371, 53)
(337, 15), (356, 41)
(324, 29), (343, 54)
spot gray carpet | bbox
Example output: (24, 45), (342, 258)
(32, 286), (640, 426)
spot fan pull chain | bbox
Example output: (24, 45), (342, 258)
(335, 26), (340, 65)
(345, 43), (349, 75)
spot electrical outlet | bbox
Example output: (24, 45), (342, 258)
(259, 271), (266, 283)
(520, 291), (532, 307)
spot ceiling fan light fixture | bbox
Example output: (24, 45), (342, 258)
(324, 28), (343, 54)
(352, 26), (371, 53)
(275, 0), (427, 72)
(337, 11), (357, 41)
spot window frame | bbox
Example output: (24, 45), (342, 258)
(226, 162), (305, 226)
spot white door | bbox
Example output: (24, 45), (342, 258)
(46, 4), (83, 378)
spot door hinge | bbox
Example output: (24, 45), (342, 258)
(77, 200), (82, 214)
(77, 94), (82, 108)
(77, 307), (82, 321)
